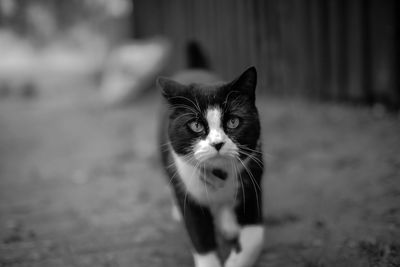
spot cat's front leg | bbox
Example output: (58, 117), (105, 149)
(172, 200), (222, 266)
(184, 203), (222, 267)
(224, 225), (264, 267)
(174, 192), (222, 267)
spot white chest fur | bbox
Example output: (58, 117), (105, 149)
(172, 150), (241, 239)
(172, 151), (237, 206)
(170, 107), (245, 239)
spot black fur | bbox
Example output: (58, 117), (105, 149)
(158, 67), (260, 157)
(157, 46), (263, 257)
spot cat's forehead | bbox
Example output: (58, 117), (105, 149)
(186, 83), (230, 106)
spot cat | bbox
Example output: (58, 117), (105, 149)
(157, 42), (264, 267)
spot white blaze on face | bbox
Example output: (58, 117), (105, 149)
(206, 108), (224, 144)
(193, 107), (238, 161)
(173, 107), (241, 205)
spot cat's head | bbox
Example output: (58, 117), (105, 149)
(158, 67), (260, 167)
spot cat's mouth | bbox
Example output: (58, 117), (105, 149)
(199, 168), (228, 189)
(211, 168), (228, 180)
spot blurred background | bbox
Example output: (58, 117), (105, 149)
(0, 0), (399, 266)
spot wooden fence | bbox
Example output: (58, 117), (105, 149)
(133, 0), (399, 108)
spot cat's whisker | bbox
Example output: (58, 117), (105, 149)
(223, 90), (240, 106)
(228, 95), (245, 110)
(193, 153), (211, 163)
(173, 112), (197, 122)
(165, 153), (193, 169)
(248, 155), (264, 169)
(202, 163), (211, 204)
(236, 144), (263, 154)
(238, 157), (262, 192)
(168, 104), (198, 115)
(168, 169), (180, 187)
(224, 149), (239, 158)
(237, 156), (261, 218)
(159, 142), (173, 153)
(238, 144), (275, 160)
(159, 142), (171, 147)
(237, 159), (246, 215)
(165, 161), (176, 169)
(159, 140), (185, 153)
(169, 95), (199, 110)
(183, 160), (199, 218)
(223, 92), (239, 112)
(171, 103), (197, 110)
(230, 159), (239, 204)
(237, 145), (272, 165)
(239, 150), (264, 169)
(160, 139), (180, 147)
(168, 96), (202, 114)
(193, 95), (202, 115)
(236, 144), (259, 152)
(222, 90), (241, 113)
(183, 191), (188, 219)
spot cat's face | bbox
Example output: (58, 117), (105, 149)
(158, 67), (260, 168)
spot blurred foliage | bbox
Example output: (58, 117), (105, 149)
(0, 0), (132, 45)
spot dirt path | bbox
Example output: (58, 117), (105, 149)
(0, 87), (399, 267)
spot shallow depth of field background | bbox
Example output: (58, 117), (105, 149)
(0, 1), (399, 266)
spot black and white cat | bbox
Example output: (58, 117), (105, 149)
(157, 44), (264, 267)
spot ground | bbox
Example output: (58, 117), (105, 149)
(0, 81), (399, 267)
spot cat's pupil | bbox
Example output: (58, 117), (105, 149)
(189, 120), (204, 133)
(227, 117), (239, 129)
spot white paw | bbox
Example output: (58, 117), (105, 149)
(194, 252), (222, 267)
(224, 251), (239, 267)
(223, 225), (265, 267)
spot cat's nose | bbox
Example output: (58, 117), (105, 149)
(212, 142), (225, 151)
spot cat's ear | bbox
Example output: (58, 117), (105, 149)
(231, 66), (257, 99)
(156, 77), (186, 100)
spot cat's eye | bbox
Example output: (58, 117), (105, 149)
(188, 121), (205, 133)
(226, 117), (240, 129)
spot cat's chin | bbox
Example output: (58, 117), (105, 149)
(201, 154), (235, 165)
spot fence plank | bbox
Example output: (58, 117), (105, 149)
(133, 0), (399, 108)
